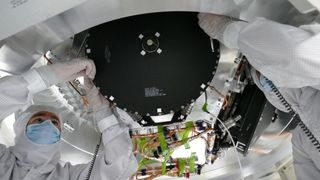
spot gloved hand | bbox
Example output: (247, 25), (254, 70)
(42, 58), (96, 84)
(198, 13), (232, 40)
(84, 77), (109, 113)
(84, 77), (116, 132)
(84, 78), (141, 132)
(23, 58), (96, 95)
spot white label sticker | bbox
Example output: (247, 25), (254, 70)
(144, 87), (166, 97)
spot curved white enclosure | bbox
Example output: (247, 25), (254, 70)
(0, 0), (318, 179)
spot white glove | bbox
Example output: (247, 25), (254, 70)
(44, 58), (96, 84)
(84, 77), (109, 113)
(198, 13), (232, 40)
(84, 77), (117, 132)
(22, 58), (96, 95)
(84, 78), (141, 132)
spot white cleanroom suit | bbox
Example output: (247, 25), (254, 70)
(0, 59), (138, 179)
(198, 13), (320, 179)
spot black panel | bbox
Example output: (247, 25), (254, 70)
(85, 12), (220, 117)
(230, 85), (268, 154)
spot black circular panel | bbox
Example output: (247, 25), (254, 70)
(86, 12), (220, 116)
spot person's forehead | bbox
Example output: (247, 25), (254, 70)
(31, 111), (60, 121)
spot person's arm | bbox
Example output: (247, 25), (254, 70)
(83, 121), (138, 180)
(199, 14), (320, 88)
(67, 80), (138, 180)
(235, 18), (320, 89)
(0, 75), (35, 120)
(68, 115), (137, 180)
(0, 58), (95, 120)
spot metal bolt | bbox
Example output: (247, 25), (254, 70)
(147, 39), (153, 46)
(157, 48), (162, 54)
(138, 34), (144, 39)
(155, 32), (160, 37)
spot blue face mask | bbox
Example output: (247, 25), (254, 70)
(26, 120), (61, 145)
(259, 75), (274, 93)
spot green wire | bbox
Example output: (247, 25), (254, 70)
(181, 122), (193, 149)
(178, 159), (186, 176)
(189, 153), (196, 173)
(138, 138), (147, 151)
(158, 126), (168, 152)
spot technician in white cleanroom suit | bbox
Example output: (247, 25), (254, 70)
(198, 13), (320, 179)
(0, 58), (138, 179)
